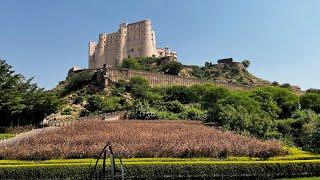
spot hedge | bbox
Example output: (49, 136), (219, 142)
(0, 160), (319, 179)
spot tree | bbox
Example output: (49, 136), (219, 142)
(128, 77), (150, 98)
(306, 88), (320, 94)
(201, 87), (230, 108)
(0, 59), (61, 126)
(160, 61), (183, 75)
(121, 58), (142, 70)
(272, 81), (279, 86)
(241, 60), (250, 68)
(164, 86), (196, 104)
(300, 93), (320, 114)
(280, 83), (291, 89)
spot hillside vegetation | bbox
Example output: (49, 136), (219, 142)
(50, 69), (320, 154)
(1, 59), (320, 155)
(120, 57), (269, 86)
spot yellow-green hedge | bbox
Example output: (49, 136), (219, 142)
(0, 160), (319, 179)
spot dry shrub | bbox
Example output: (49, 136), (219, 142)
(0, 120), (286, 160)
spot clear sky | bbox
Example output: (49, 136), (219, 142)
(1, 0), (319, 90)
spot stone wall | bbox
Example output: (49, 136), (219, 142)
(89, 20), (157, 69)
(104, 67), (254, 91)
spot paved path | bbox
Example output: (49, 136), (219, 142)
(0, 127), (59, 146)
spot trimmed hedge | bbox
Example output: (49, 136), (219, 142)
(0, 160), (319, 179)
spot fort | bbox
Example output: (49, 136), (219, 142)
(88, 19), (177, 69)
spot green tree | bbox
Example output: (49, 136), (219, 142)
(160, 61), (183, 75)
(0, 59), (61, 126)
(201, 87), (230, 108)
(164, 86), (196, 104)
(300, 93), (320, 113)
(121, 58), (142, 70)
(241, 60), (250, 68)
(128, 77), (150, 99)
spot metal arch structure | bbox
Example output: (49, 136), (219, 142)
(89, 141), (126, 180)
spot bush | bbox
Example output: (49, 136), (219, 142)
(241, 60), (250, 68)
(128, 77), (150, 99)
(201, 87), (230, 108)
(160, 61), (183, 75)
(130, 100), (157, 120)
(65, 71), (96, 93)
(0, 160), (319, 179)
(164, 86), (197, 104)
(300, 93), (320, 114)
(121, 58), (142, 70)
(85, 95), (122, 114)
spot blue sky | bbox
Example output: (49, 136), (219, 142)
(1, 0), (319, 90)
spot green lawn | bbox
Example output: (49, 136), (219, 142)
(0, 134), (15, 140)
(279, 177), (320, 180)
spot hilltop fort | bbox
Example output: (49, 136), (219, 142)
(88, 19), (177, 69)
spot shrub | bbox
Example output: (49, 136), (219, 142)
(85, 95), (122, 114)
(300, 93), (320, 113)
(241, 60), (250, 68)
(65, 71), (96, 93)
(201, 87), (230, 108)
(164, 86), (197, 104)
(121, 58), (142, 70)
(160, 61), (183, 75)
(130, 100), (157, 120)
(0, 160), (319, 179)
(128, 77), (150, 99)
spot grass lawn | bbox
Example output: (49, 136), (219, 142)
(279, 177), (320, 180)
(0, 134), (15, 140)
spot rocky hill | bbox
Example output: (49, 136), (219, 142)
(121, 57), (270, 86)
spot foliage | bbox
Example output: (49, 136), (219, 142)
(303, 121), (320, 153)
(160, 61), (183, 75)
(0, 159), (319, 179)
(0, 134), (15, 140)
(280, 83), (291, 89)
(0, 60), (62, 126)
(85, 95), (122, 114)
(64, 70), (96, 94)
(164, 86), (197, 104)
(300, 93), (320, 113)
(306, 88), (320, 94)
(0, 120), (285, 160)
(127, 77), (150, 99)
(121, 58), (142, 70)
(130, 100), (157, 120)
(241, 60), (251, 68)
(201, 87), (230, 108)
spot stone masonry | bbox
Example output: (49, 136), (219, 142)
(89, 19), (177, 69)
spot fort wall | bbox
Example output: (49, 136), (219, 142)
(89, 20), (159, 69)
(104, 67), (254, 91)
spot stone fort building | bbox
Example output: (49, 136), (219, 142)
(88, 19), (177, 69)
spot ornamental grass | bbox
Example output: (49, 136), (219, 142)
(0, 120), (285, 160)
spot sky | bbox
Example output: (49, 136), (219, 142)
(0, 0), (320, 90)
